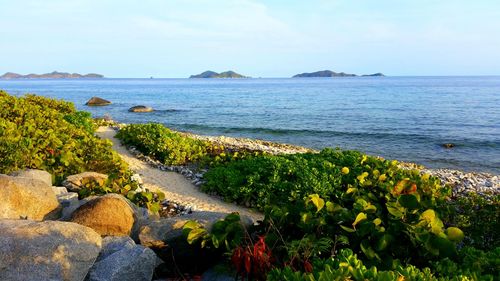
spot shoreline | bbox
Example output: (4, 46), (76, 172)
(104, 121), (499, 198)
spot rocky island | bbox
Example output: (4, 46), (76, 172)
(189, 70), (248, 78)
(293, 70), (385, 78)
(0, 71), (104, 79)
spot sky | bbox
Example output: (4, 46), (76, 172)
(0, 0), (499, 78)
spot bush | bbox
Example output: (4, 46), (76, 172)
(0, 91), (163, 211)
(193, 149), (483, 277)
(442, 193), (499, 250)
(115, 123), (266, 167)
(116, 123), (211, 165)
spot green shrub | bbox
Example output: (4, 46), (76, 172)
(268, 248), (492, 281)
(116, 123), (211, 165)
(201, 149), (467, 269)
(442, 193), (499, 250)
(0, 91), (163, 211)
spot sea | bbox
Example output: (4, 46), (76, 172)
(1, 76), (499, 174)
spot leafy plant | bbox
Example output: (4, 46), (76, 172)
(0, 91), (164, 211)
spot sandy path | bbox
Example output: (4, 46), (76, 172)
(96, 127), (262, 221)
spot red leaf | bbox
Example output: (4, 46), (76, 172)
(231, 247), (244, 273)
(244, 251), (252, 273)
(304, 261), (313, 273)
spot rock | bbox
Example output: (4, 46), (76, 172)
(0, 219), (102, 281)
(442, 143), (455, 148)
(52, 186), (68, 195)
(58, 192), (79, 207)
(62, 171), (108, 192)
(87, 238), (159, 281)
(129, 105), (154, 112)
(86, 96), (111, 106)
(9, 168), (53, 186)
(97, 236), (137, 261)
(70, 194), (135, 236)
(0, 174), (60, 220)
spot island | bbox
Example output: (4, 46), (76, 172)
(293, 70), (385, 78)
(189, 70), (248, 78)
(0, 71), (104, 79)
(362, 73), (385, 77)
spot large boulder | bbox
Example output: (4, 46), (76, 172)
(0, 174), (60, 220)
(87, 236), (160, 281)
(129, 105), (154, 113)
(70, 193), (135, 236)
(0, 219), (102, 281)
(62, 172), (108, 192)
(85, 96), (111, 106)
(9, 169), (53, 186)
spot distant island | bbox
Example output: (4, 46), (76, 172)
(0, 71), (104, 79)
(190, 70), (249, 78)
(292, 70), (384, 78)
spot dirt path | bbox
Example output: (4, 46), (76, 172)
(96, 127), (262, 221)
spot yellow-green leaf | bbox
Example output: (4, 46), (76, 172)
(187, 228), (206, 244)
(307, 194), (325, 212)
(326, 201), (335, 213)
(340, 225), (356, 233)
(352, 212), (367, 228)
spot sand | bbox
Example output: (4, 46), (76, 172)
(96, 126), (263, 221)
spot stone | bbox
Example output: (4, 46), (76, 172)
(9, 168), (53, 186)
(52, 186), (68, 195)
(70, 193), (135, 236)
(0, 219), (102, 281)
(442, 143), (455, 148)
(139, 211), (252, 248)
(129, 105), (154, 112)
(97, 236), (137, 261)
(87, 243), (159, 281)
(85, 96), (111, 106)
(62, 171), (108, 192)
(0, 174), (60, 220)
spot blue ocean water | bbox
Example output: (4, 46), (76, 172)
(1, 77), (499, 174)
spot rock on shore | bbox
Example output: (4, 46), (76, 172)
(0, 219), (102, 281)
(0, 174), (60, 220)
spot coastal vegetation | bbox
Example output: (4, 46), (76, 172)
(114, 122), (498, 280)
(1, 94), (497, 279)
(0, 91), (163, 211)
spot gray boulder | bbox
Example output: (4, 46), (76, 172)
(9, 168), (53, 186)
(0, 174), (60, 220)
(62, 171), (108, 192)
(0, 219), (102, 281)
(86, 96), (111, 106)
(129, 105), (154, 112)
(86, 237), (159, 281)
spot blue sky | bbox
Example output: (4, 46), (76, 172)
(1, 0), (499, 77)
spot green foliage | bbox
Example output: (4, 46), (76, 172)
(267, 248), (485, 281)
(183, 212), (246, 250)
(116, 123), (211, 165)
(431, 246), (499, 280)
(64, 111), (96, 134)
(442, 193), (499, 250)
(115, 123), (266, 167)
(0, 91), (163, 211)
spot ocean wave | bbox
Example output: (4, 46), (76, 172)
(169, 123), (500, 148)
